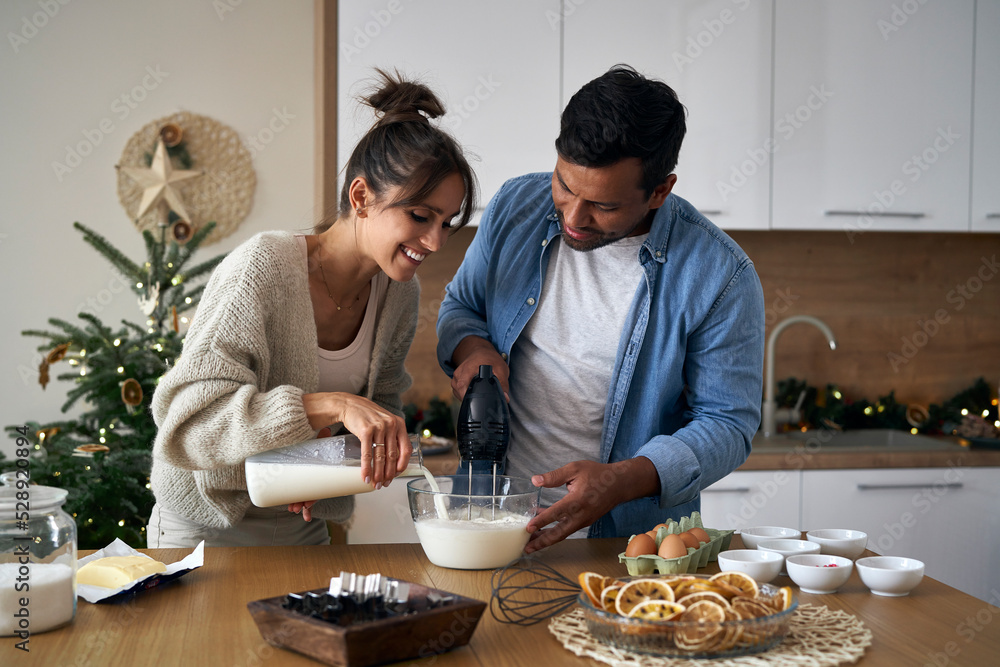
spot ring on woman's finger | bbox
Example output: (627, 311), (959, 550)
(372, 443), (385, 449)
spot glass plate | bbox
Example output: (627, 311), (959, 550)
(579, 575), (798, 659)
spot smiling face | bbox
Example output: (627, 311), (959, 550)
(359, 171), (465, 281)
(550, 156), (675, 252)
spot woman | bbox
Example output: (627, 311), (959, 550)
(147, 71), (477, 547)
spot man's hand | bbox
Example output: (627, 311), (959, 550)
(524, 457), (660, 553)
(450, 335), (509, 401)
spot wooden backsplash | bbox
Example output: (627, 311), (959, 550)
(403, 228), (1000, 412)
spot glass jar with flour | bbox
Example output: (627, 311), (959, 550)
(1, 470), (78, 637)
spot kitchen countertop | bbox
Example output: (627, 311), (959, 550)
(425, 431), (1000, 473)
(742, 431), (1000, 470)
(10, 536), (999, 666)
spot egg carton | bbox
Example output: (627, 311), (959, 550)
(618, 512), (735, 576)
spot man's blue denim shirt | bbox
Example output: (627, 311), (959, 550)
(437, 173), (765, 538)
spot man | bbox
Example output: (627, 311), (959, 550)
(436, 65), (765, 553)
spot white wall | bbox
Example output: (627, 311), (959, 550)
(0, 0), (315, 458)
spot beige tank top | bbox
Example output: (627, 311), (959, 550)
(295, 235), (387, 394)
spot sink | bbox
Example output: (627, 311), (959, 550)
(752, 429), (954, 451)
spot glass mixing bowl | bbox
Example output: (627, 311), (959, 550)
(407, 475), (540, 570)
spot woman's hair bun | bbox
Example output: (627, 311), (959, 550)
(364, 68), (445, 122)
(328, 67), (477, 233)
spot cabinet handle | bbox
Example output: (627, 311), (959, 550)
(987, 213), (1000, 219)
(699, 209), (724, 216)
(702, 487), (752, 494)
(856, 483), (963, 491)
(824, 210), (926, 219)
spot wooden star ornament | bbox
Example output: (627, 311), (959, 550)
(118, 137), (202, 222)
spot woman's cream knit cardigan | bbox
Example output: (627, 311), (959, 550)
(150, 231), (419, 529)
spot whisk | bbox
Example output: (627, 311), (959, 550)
(490, 556), (582, 625)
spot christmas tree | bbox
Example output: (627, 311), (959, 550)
(3, 221), (226, 548)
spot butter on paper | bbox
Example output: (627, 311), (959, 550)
(76, 538), (204, 603)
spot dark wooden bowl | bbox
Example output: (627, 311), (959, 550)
(246, 582), (486, 667)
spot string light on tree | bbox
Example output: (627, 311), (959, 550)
(11, 114), (251, 548)
(9, 219), (226, 547)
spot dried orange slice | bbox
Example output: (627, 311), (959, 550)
(715, 607), (743, 651)
(615, 578), (675, 616)
(734, 598), (777, 646)
(600, 583), (623, 613)
(577, 571), (610, 607)
(676, 590), (732, 609)
(732, 596), (773, 619)
(678, 598), (726, 622)
(626, 600), (685, 621)
(673, 599), (726, 650)
(776, 585), (794, 611)
(672, 578), (724, 599)
(710, 571), (759, 599)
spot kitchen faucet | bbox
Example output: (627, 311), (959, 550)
(762, 315), (837, 437)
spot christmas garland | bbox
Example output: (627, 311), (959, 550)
(774, 377), (998, 440)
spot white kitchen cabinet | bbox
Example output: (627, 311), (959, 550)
(338, 0), (561, 217)
(972, 0), (1000, 232)
(772, 0), (975, 232)
(801, 467), (1000, 602)
(700, 470), (801, 531)
(562, 0), (773, 230)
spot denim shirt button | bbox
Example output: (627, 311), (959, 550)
(526, 297), (536, 306)
(501, 352), (508, 361)
(541, 239), (548, 247)
(655, 251), (663, 258)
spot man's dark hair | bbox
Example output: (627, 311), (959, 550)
(555, 64), (686, 197)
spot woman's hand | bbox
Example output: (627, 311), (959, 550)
(302, 392), (413, 489)
(288, 500), (317, 522)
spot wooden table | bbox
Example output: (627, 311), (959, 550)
(7, 537), (1000, 666)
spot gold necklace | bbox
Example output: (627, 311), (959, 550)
(317, 246), (362, 312)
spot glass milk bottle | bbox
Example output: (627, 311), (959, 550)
(1, 471), (78, 637)
(245, 434), (430, 507)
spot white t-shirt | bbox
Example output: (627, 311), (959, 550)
(505, 233), (648, 518)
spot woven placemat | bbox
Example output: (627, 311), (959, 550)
(117, 111), (255, 245)
(549, 603), (871, 666)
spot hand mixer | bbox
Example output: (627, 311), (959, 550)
(455, 365), (510, 519)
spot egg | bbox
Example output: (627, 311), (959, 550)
(644, 529), (658, 540)
(657, 533), (689, 559)
(688, 527), (711, 544)
(678, 531), (700, 550)
(625, 533), (657, 557)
